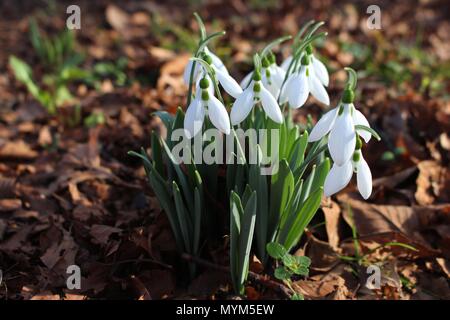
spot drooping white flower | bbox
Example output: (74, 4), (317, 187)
(184, 50), (242, 99)
(240, 54), (286, 99)
(324, 148), (372, 199)
(308, 102), (372, 165)
(280, 54), (329, 108)
(184, 77), (230, 139)
(183, 47), (227, 84)
(281, 46), (328, 87)
(231, 71), (283, 125)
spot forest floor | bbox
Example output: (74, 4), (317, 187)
(0, 0), (449, 300)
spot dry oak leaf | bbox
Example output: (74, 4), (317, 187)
(90, 224), (122, 245)
(415, 160), (448, 205)
(0, 140), (37, 159)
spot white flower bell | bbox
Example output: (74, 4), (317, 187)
(231, 70), (283, 125)
(240, 53), (286, 99)
(324, 141), (372, 199)
(184, 50), (242, 99)
(308, 89), (371, 165)
(281, 45), (329, 87)
(184, 77), (230, 139)
(280, 53), (330, 108)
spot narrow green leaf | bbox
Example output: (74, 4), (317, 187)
(172, 181), (193, 252)
(238, 191), (257, 286)
(282, 187), (323, 251)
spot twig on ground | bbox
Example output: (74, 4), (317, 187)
(181, 253), (292, 298)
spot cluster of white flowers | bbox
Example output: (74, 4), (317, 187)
(182, 42), (375, 199)
(308, 87), (373, 199)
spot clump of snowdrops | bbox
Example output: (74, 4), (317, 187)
(130, 13), (380, 296)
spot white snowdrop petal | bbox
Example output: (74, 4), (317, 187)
(262, 71), (280, 98)
(288, 69), (309, 109)
(184, 98), (205, 139)
(183, 60), (200, 85)
(352, 108), (372, 143)
(260, 85), (283, 123)
(324, 161), (353, 197)
(205, 47), (228, 74)
(207, 95), (231, 135)
(240, 71), (253, 89)
(271, 65), (286, 88)
(312, 56), (329, 87)
(230, 88), (254, 125)
(280, 55), (293, 71)
(328, 105), (356, 165)
(215, 67), (243, 99)
(356, 157), (372, 199)
(279, 75), (294, 104)
(308, 107), (339, 142)
(308, 69), (330, 106)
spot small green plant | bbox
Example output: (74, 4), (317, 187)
(267, 242), (311, 300)
(9, 19), (87, 114)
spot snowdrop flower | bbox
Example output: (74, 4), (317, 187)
(184, 77), (230, 139)
(281, 45), (329, 87)
(324, 138), (372, 199)
(184, 51), (242, 99)
(308, 89), (371, 166)
(240, 53), (286, 99)
(280, 53), (329, 108)
(183, 47), (227, 84)
(231, 70), (283, 125)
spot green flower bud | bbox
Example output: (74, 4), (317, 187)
(305, 44), (313, 55)
(342, 89), (355, 103)
(353, 151), (361, 163)
(253, 82), (261, 93)
(355, 135), (362, 150)
(301, 54), (310, 66)
(262, 57), (270, 68)
(203, 54), (213, 65)
(201, 90), (209, 101)
(268, 52), (276, 64)
(252, 71), (262, 81)
(199, 78), (209, 89)
(265, 69), (271, 78)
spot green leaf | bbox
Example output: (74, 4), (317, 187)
(193, 12), (206, 41)
(249, 159), (269, 262)
(261, 35), (292, 58)
(9, 56), (32, 83)
(238, 191), (257, 286)
(153, 111), (174, 132)
(268, 160), (294, 241)
(294, 255), (311, 267)
(282, 253), (297, 267)
(172, 181), (193, 252)
(266, 242), (287, 260)
(291, 293), (304, 300)
(151, 132), (164, 177)
(354, 125), (381, 141)
(291, 265), (309, 276)
(282, 187), (323, 251)
(193, 187), (202, 254)
(274, 266), (292, 280)
(230, 191), (243, 293)
(160, 138), (195, 215)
